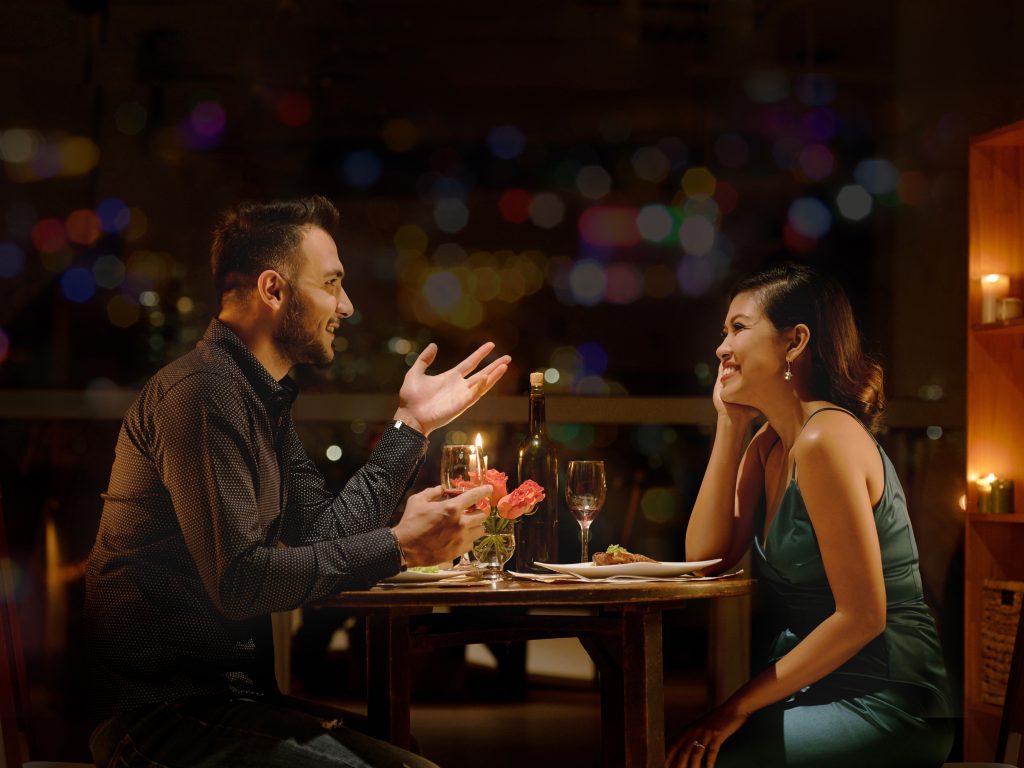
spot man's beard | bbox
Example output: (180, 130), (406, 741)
(274, 288), (334, 367)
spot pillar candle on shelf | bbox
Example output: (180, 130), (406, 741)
(977, 473), (996, 513)
(981, 274), (1010, 323)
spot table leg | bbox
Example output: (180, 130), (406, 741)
(365, 613), (411, 748)
(582, 607), (665, 768)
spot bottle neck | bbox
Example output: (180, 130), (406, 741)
(528, 386), (546, 436)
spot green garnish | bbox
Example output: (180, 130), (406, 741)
(409, 565), (440, 573)
(606, 544), (627, 554)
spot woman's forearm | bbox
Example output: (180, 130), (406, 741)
(727, 610), (884, 717)
(685, 416), (751, 561)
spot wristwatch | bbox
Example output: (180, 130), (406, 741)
(392, 528), (408, 572)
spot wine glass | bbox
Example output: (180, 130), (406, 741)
(440, 444), (483, 569)
(565, 460), (606, 564)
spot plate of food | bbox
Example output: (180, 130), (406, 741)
(381, 566), (463, 584)
(535, 545), (721, 579)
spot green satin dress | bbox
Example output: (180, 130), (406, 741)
(714, 407), (953, 768)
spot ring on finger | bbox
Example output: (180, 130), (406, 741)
(693, 740), (706, 750)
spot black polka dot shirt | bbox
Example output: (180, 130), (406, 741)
(85, 319), (426, 719)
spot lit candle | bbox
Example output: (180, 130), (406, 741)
(977, 473), (996, 513)
(475, 433), (487, 472)
(981, 274), (1010, 323)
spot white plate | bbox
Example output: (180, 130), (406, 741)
(534, 559), (722, 579)
(381, 569), (462, 584)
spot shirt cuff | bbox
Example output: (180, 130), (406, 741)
(368, 419), (429, 476)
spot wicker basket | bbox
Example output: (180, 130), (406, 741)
(981, 578), (1024, 705)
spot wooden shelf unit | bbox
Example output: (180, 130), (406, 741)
(965, 119), (1024, 761)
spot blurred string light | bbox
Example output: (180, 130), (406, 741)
(714, 181), (739, 215)
(0, 129), (37, 162)
(694, 361), (713, 387)
(341, 150), (381, 189)
(176, 296), (194, 314)
(836, 184), (872, 221)
(274, 91), (312, 127)
(576, 165), (611, 199)
(382, 118), (418, 152)
(487, 125), (525, 159)
(0, 242), (25, 278)
(1, 129), (101, 181)
(434, 199), (468, 233)
(107, 294), (140, 328)
(679, 215), (715, 256)
(0, 329), (9, 364)
(543, 368), (560, 384)
(715, 132), (749, 168)
(326, 445), (343, 462)
(114, 101), (147, 135)
(32, 219), (66, 254)
(631, 146), (670, 182)
(681, 167), (716, 199)
(677, 253), (717, 297)
(499, 189), (531, 223)
(803, 108), (838, 142)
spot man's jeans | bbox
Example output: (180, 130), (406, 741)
(90, 695), (438, 768)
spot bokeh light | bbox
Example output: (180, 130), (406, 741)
(798, 144), (835, 181)
(382, 118), (418, 152)
(31, 143), (62, 178)
(60, 267), (97, 302)
(802, 108), (838, 142)
(59, 137), (100, 176)
(787, 197), (832, 238)
(836, 184), (873, 221)
(528, 192), (565, 229)
(498, 189), (531, 223)
(93, 254), (126, 289)
(107, 294), (140, 327)
(578, 206), (640, 247)
(487, 125), (525, 159)
(744, 69), (788, 103)
(114, 101), (147, 135)
(631, 146), (670, 182)
(854, 158), (899, 194)
(434, 199), (469, 233)
(423, 271), (461, 312)
(32, 218), (66, 253)
(569, 260), (607, 305)
(0, 129), (38, 163)
(326, 445), (343, 462)
(641, 488), (677, 523)
(66, 209), (102, 245)
(578, 341), (609, 375)
(636, 204), (675, 243)
(275, 91), (312, 126)
(123, 208), (148, 241)
(394, 224), (428, 256)
(679, 215), (715, 256)
(179, 100), (226, 149)
(677, 254), (717, 297)
(342, 150), (382, 189)
(681, 167), (716, 199)
(97, 197), (131, 233)
(0, 242), (25, 278)
(576, 165), (612, 199)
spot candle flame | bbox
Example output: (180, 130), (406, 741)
(983, 274), (1006, 283)
(475, 433), (483, 450)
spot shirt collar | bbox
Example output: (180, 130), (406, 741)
(202, 319), (299, 410)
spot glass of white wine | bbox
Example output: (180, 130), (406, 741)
(565, 460), (606, 564)
(440, 444), (483, 569)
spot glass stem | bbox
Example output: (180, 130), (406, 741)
(580, 524), (590, 563)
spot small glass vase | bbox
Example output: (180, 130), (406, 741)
(470, 529), (515, 580)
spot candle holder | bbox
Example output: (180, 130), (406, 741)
(977, 474), (1014, 514)
(981, 274), (1011, 324)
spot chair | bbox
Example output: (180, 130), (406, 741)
(0, 484), (91, 768)
(944, 601), (1024, 767)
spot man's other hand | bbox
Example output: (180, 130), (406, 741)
(391, 484), (490, 566)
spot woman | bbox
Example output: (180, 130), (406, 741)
(668, 264), (952, 768)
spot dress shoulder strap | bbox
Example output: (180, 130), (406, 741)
(791, 406), (875, 481)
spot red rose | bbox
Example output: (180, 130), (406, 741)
(496, 479), (546, 520)
(481, 468), (508, 507)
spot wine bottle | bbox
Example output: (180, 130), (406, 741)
(516, 371), (558, 572)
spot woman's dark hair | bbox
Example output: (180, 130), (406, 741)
(731, 263), (886, 433)
(210, 195), (340, 300)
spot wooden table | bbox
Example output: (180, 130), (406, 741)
(323, 577), (753, 768)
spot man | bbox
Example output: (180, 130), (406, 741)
(85, 195), (508, 767)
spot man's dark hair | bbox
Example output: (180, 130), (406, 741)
(211, 195), (340, 300)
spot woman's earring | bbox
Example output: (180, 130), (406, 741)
(783, 360), (793, 381)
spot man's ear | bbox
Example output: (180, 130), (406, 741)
(256, 269), (287, 310)
(788, 323), (811, 361)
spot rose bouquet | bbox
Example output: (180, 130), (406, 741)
(458, 468), (545, 574)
